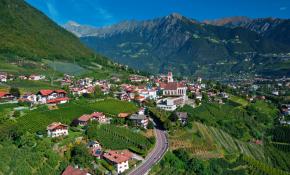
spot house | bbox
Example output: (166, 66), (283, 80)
(78, 114), (92, 126)
(0, 91), (14, 101)
(78, 112), (108, 126)
(19, 93), (37, 104)
(0, 72), (7, 82)
(118, 113), (130, 118)
(220, 92), (229, 99)
(195, 92), (202, 100)
(90, 112), (107, 124)
(157, 96), (187, 111)
(29, 74), (45, 81)
(47, 122), (68, 137)
(62, 165), (91, 175)
(87, 141), (102, 158)
(37, 90), (69, 104)
(129, 114), (149, 129)
(175, 112), (188, 125)
(103, 150), (133, 174)
(281, 104), (290, 116)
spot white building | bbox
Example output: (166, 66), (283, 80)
(47, 122), (68, 137)
(129, 114), (149, 129)
(157, 96), (187, 111)
(103, 150), (132, 174)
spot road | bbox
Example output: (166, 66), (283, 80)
(128, 120), (168, 175)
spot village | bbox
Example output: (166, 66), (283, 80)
(0, 70), (289, 175)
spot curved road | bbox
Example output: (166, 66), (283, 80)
(128, 120), (168, 175)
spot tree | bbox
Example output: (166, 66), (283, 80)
(70, 144), (93, 168)
(10, 87), (20, 97)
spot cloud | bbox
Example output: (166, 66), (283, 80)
(46, 1), (59, 19)
(280, 6), (287, 11)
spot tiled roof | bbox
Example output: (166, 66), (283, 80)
(103, 150), (132, 164)
(47, 122), (68, 131)
(0, 91), (9, 98)
(62, 166), (88, 175)
(78, 114), (92, 122)
(47, 97), (69, 104)
(39, 90), (54, 96)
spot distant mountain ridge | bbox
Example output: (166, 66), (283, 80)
(64, 13), (290, 78)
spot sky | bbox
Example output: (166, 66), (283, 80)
(26, 0), (290, 27)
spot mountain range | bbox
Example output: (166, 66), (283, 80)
(64, 13), (290, 78)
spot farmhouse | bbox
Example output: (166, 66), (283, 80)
(103, 150), (133, 174)
(37, 90), (69, 104)
(47, 122), (68, 138)
(129, 114), (149, 129)
(29, 74), (45, 81)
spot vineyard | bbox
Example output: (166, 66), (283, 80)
(195, 122), (266, 161)
(0, 141), (63, 175)
(87, 124), (152, 155)
(7, 99), (138, 134)
(242, 156), (290, 175)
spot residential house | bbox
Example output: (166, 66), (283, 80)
(175, 112), (188, 125)
(0, 72), (7, 82)
(78, 112), (108, 126)
(29, 74), (45, 81)
(87, 141), (102, 159)
(37, 90), (69, 104)
(129, 114), (149, 129)
(62, 165), (91, 175)
(0, 91), (14, 102)
(103, 150), (133, 174)
(47, 122), (68, 137)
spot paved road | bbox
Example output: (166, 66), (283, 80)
(128, 121), (168, 175)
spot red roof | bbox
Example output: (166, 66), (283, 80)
(163, 82), (186, 90)
(47, 97), (69, 104)
(39, 90), (54, 96)
(90, 112), (104, 118)
(0, 91), (9, 98)
(55, 90), (67, 94)
(39, 89), (67, 96)
(103, 150), (132, 164)
(78, 114), (92, 122)
(62, 166), (88, 175)
(47, 122), (68, 131)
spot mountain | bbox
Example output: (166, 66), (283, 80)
(64, 13), (290, 78)
(0, 0), (93, 60)
(204, 16), (252, 27)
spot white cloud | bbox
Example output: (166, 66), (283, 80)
(280, 6), (287, 11)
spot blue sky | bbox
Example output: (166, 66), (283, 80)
(26, 0), (290, 27)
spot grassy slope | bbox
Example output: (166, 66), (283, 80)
(0, 0), (92, 60)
